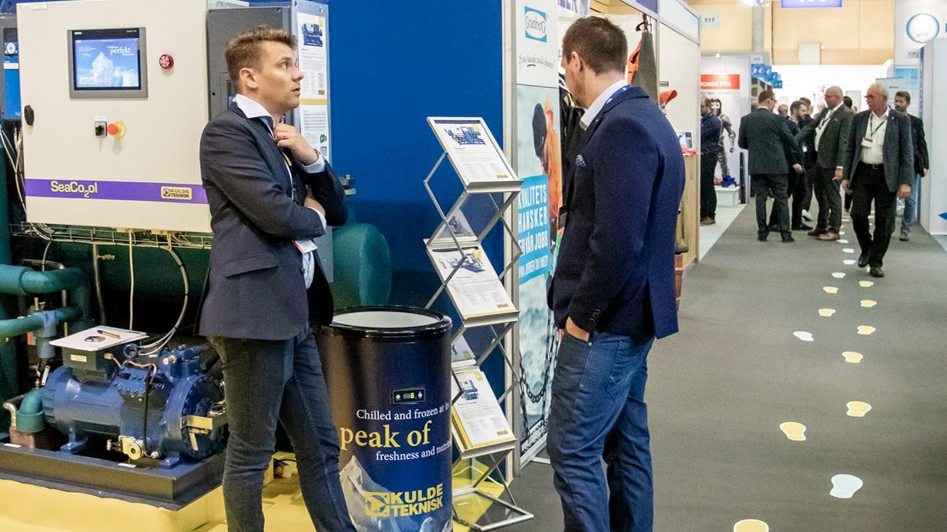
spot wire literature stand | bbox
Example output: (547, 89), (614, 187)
(423, 117), (533, 530)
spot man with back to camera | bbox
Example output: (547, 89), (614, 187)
(548, 16), (685, 532)
(738, 90), (803, 242)
(794, 86), (853, 242)
(768, 101), (807, 232)
(198, 26), (355, 532)
(892, 90), (929, 242)
(841, 83), (914, 279)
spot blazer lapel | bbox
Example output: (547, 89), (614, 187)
(229, 102), (294, 195)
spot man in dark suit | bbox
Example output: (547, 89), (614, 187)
(700, 97), (722, 225)
(795, 86), (853, 241)
(738, 90), (803, 242)
(548, 16), (685, 532)
(841, 83), (914, 278)
(893, 90), (929, 241)
(199, 27), (354, 532)
(769, 102), (808, 230)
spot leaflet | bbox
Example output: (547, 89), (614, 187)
(451, 368), (516, 451)
(430, 246), (517, 320)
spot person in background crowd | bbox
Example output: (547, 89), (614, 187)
(701, 97), (722, 226)
(795, 86), (853, 242)
(777, 104), (789, 118)
(549, 16), (685, 532)
(893, 90), (929, 242)
(739, 90), (803, 242)
(841, 83), (914, 279)
(710, 98), (736, 186)
(798, 96), (816, 221)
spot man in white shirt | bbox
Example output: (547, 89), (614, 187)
(795, 86), (853, 241)
(199, 26), (355, 532)
(841, 83), (914, 278)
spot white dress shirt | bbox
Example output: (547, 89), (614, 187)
(814, 102), (844, 150)
(580, 79), (629, 129)
(860, 108), (889, 166)
(233, 94), (326, 289)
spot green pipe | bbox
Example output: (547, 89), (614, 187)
(15, 387), (44, 433)
(0, 307), (83, 338)
(0, 266), (92, 319)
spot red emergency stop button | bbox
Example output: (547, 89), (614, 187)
(108, 121), (126, 138)
(159, 54), (174, 70)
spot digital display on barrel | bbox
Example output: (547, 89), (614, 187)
(392, 388), (426, 404)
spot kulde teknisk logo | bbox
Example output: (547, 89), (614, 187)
(524, 7), (547, 43)
(365, 485), (445, 518)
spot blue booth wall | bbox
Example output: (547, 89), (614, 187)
(323, 0), (505, 308)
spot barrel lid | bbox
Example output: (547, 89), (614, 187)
(321, 306), (451, 339)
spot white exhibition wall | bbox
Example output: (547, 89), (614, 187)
(659, 24), (700, 155)
(772, 64), (889, 113)
(920, 39), (947, 235)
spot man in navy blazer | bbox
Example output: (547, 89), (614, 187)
(547, 16), (685, 532)
(199, 27), (355, 532)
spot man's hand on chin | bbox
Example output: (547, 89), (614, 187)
(565, 317), (590, 341)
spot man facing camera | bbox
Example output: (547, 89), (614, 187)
(199, 26), (355, 532)
(548, 16), (685, 532)
(841, 83), (914, 278)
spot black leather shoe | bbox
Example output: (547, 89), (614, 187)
(793, 223), (813, 231)
(758, 234), (768, 242)
(781, 234), (795, 243)
(869, 266), (884, 278)
(857, 254), (869, 268)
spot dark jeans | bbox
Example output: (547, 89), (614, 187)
(769, 171), (807, 228)
(700, 153), (718, 219)
(813, 167), (842, 232)
(210, 328), (356, 532)
(901, 174), (921, 232)
(851, 163), (897, 268)
(548, 331), (655, 532)
(753, 174), (790, 237)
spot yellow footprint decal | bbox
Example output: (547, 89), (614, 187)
(857, 326), (876, 336)
(823, 286), (839, 294)
(842, 351), (863, 363)
(819, 308), (836, 317)
(779, 422), (807, 441)
(846, 401), (872, 417)
(734, 519), (770, 532)
(860, 281), (874, 288)
(861, 300), (877, 308)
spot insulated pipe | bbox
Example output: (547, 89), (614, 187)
(0, 265), (93, 321)
(15, 387), (44, 433)
(0, 307), (83, 339)
(0, 143), (15, 410)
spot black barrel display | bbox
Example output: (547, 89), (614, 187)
(317, 306), (453, 532)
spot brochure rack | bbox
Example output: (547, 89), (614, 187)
(424, 117), (533, 530)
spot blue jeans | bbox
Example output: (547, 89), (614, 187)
(901, 174), (920, 232)
(547, 331), (655, 532)
(210, 327), (356, 532)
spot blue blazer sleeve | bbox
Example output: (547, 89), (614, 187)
(566, 117), (656, 330)
(200, 118), (326, 240)
(300, 162), (348, 227)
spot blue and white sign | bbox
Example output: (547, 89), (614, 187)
(524, 7), (547, 43)
(781, 0), (842, 7)
(906, 13), (940, 44)
(516, 0), (559, 88)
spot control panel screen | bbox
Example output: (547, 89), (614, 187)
(68, 28), (147, 97)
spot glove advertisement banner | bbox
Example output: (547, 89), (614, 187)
(513, 0), (561, 462)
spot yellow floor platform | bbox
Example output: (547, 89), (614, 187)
(0, 458), (505, 531)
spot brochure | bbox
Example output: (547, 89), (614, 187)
(429, 246), (517, 321)
(451, 367), (516, 452)
(428, 117), (519, 191)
